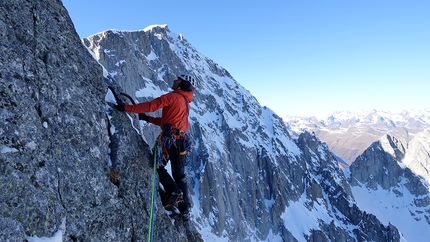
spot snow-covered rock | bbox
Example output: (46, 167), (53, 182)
(348, 130), (430, 242)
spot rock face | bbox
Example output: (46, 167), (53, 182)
(349, 134), (406, 190)
(0, 1), (200, 241)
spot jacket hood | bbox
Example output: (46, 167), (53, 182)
(173, 89), (194, 103)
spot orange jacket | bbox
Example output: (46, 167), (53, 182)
(124, 90), (193, 131)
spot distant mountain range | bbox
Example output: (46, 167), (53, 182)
(283, 109), (430, 165)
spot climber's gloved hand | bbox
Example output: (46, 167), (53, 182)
(116, 104), (125, 111)
(107, 102), (125, 111)
(139, 113), (148, 121)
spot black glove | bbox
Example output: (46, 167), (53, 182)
(139, 113), (148, 121)
(117, 104), (125, 111)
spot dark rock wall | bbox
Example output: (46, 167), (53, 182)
(0, 1), (198, 241)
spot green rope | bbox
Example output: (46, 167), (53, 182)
(147, 143), (158, 242)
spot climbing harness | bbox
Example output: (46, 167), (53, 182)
(153, 96), (194, 167)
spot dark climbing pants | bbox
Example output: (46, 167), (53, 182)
(156, 138), (190, 213)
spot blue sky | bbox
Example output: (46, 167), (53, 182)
(63, 0), (430, 117)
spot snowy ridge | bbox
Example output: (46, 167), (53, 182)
(403, 129), (430, 182)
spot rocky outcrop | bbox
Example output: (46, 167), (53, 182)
(348, 131), (430, 241)
(349, 133), (429, 196)
(349, 135), (406, 189)
(297, 132), (400, 242)
(0, 1), (200, 241)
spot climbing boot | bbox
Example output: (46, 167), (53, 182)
(182, 210), (190, 222)
(163, 191), (183, 209)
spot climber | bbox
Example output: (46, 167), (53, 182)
(115, 74), (195, 222)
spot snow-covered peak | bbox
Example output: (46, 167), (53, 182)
(143, 24), (168, 32)
(403, 129), (430, 182)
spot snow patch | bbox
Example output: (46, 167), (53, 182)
(1, 145), (18, 153)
